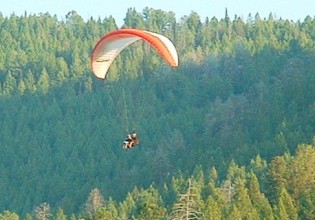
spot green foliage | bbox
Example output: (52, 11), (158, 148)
(83, 188), (104, 218)
(0, 146), (313, 219)
(170, 178), (203, 220)
(0, 211), (19, 220)
(248, 172), (274, 219)
(54, 208), (67, 220)
(34, 203), (52, 220)
(0, 8), (315, 219)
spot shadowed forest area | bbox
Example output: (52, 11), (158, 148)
(0, 7), (315, 219)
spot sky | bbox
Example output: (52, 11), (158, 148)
(1, 0), (314, 26)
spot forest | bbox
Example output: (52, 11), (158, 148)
(0, 7), (315, 219)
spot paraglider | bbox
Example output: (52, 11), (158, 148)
(123, 132), (140, 149)
(90, 28), (179, 79)
(90, 28), (179, 149)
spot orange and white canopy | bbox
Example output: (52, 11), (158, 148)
(90, 28), (179, 79)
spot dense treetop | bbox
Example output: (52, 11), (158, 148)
(0, 8), (314, 219)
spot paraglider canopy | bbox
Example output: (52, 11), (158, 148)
(90, 28), (179, 79)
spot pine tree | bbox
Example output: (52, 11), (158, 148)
(226, 204), (242, 220)
(267, 156), (289, 202)
(102, 198), (118, 220)
(170, 178), (203, 220)
(84, 188), (104, 218)
(2, 71), (17, 96)
(37, 68), (50, 94)
(24, 213), (33, 220)
(231, 177), (260, 219)
(17, 78), (26, 95)
(25, 69), (37, 93)
(275, 187), (298, 220)
(287, 144), (315, 201)
(34, 203), (52, 220)
(123, 8), (145, 29)
(248, 172), (274, 219)
(54, 208), (66, 220)
(55, 57), (69, 83)
(203, 196), (222, 220)
(274, 199), (289, 220)
(0, 210), (19, 220)
(117, 192), (136, 219)
(133, 186), (166, 220)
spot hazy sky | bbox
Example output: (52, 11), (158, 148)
(1, 0), (314, 26)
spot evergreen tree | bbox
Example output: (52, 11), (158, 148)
(34, 203), (52, 220)
(0, 8), (315, 218)
(248, 172), (274, 219)
(84, 188), (104, 218)
(287, 144), (315, 201)
(231, 177), (260, 219)
(0, 210), (19, 220)
(123, 7), (145, 28)
(132, 186), (166, 219)
(53, 208), (67, 220)
(24, 69), (37, 93)
(37, 68), (50, 94)
(117, 192), (136, 219)
(274, 187), (298, 220)
(24, 213), (33, 220)
(2, 71), (17, 96)
(274, 199), (289, 220)
(267, 156), (289, 202)
(17, 78), (26, 95)
(170, 178), (203, 220)
(97, 198), (118, 220)
(203, 196), (222, 220)
(226, 204), (242, 220)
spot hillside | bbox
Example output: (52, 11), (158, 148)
(0, 8), (314, 218)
